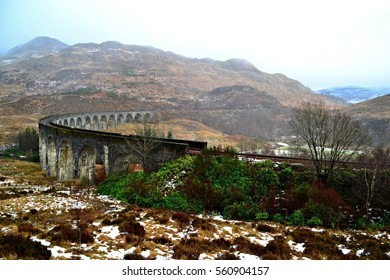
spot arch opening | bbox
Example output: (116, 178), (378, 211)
(108, 114), (116, 128)
(85, 116), (92, 130)
(125, 114), (133, 123)
(117, 114), (124, 125)
(76, 117), (83, 128)
(100, 115), (108, 130)
(92, 116), (99, 131)
(70, 118), (75, 128)
(134, 113), (142, 123)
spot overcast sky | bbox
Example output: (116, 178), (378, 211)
(1, 0), (390, 89)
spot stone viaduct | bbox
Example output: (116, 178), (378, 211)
(39, 111), (207, 183)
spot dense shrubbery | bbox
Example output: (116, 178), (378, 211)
(96, 148), (390, 229)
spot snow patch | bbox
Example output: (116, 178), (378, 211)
(248, 234), (273, 247)
(100, 225), (120, 239)
(31, 237), (51, 247)
(311, 228), (325, 233)
(288, 240), (305, 253)
(50, 246), (72, 259)
(222, 226), (233, 235)
(140, 250), (151, 258)
(338, 244), (351, 255)
(356, 249), (365, 257)
(235, 252), (260, 260)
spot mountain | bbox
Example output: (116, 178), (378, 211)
(0, 37), (343, 145)
(0, 38), (338, 107)
(2, 37), (69, 60)
(317, 86), (390, 104)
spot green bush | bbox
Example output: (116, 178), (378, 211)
(288, 209), (305, 226)
(255, 211), (269, 221)
(152, 154), (194, 191)
(302, 202), (333, 227)
(273, 213), (285, 223)
(278, 166), (296, 188)
(162, 192), (189, 212)
(223, 202), (260, 220)
(307, 216), (323, 226)
(97, 172), (148, 202)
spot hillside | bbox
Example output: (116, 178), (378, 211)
(344, 94), (390, 143)
(0, 38), (336, 107)
(346, 94), (390, 118)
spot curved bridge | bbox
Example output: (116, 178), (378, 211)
(39, 111), (207, 183)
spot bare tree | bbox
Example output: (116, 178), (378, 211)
(289, 101), (371, 181)
(358, 146), (390, 217)
(130, 121), (161, 173)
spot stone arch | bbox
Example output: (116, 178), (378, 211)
(144, 113), (151, 123)
(125, 114), (133, 123)
(85, 116), (92, 130)
(58, 120), (62, 126)
(76, 117), (83, 128)
(108, 114), (116, 128)
(58, 140), (74, 181)
(47, 136), (56, 177)
(70, 118), (75, 128)
(63, 119), (69, 127)
(78, 146), (97, 184)
(134, 113), (142, 123)
(92, 116), (99, 131)
(100, 115), (108, 130)
(117, 114), (124, 125)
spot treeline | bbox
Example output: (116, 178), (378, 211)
(97, 147), (390, 230)
(3, 128), (39, 162)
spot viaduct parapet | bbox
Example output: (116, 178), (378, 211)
(39, 111), (207, 183)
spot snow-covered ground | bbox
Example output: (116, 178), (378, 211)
(1, 180), (389, 260)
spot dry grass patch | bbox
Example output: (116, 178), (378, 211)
(0, 233), (51, 259)
(173, 238), (217, 260)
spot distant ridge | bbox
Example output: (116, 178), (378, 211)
(3, 36), (69, 59)
(317, 86), (390, 104)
